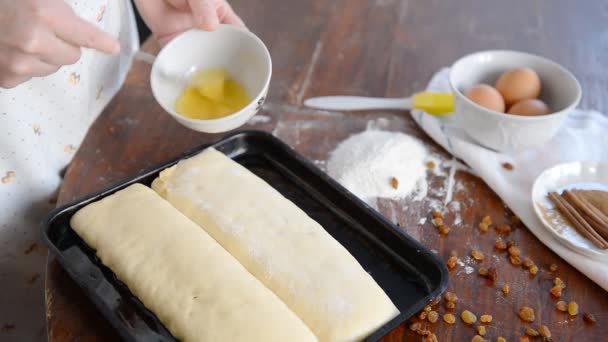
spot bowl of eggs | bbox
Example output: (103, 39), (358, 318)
(449, 50), (581, 152)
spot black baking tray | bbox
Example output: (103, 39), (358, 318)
(43, 130), (448, 342)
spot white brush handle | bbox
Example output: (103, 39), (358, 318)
(304, 96), (413, 111)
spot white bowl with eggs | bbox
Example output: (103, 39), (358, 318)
(150, 26), (272, 133)
(449, 50), (581, 152)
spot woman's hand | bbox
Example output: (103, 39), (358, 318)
(134, 0), (246, 46)
(0, 0), (120, 89)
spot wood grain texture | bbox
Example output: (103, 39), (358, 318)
(46, 0), (608, 341)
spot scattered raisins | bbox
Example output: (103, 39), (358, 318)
(495, 239), (507, 250)
(419, 311), (427, 320)
(480, 314), (492, 323)
(424, 305), (432, 312)
(567, 301), (579, 316)
(433, 211), (443, 219)
(549, 263), (558, 272)
(477, 325), (486, 336)
(550, 286), (562, 298)
(502, 162), (514, 170)
(583, 313), (597, 324)
(445, 301), (456, 310)
(479, 222), (489, 233)
(416, 329), (431, 336)
(471, 250), (485, 261)
(426, 161), (436, 169)
(447, 256), (458, 270)
(518, 306), (535, 322)
(390, 177), (399, 189)
(554, 277), (566, 289)
(409, 322), (422, 331)
(486, 267), (498, 283)
(497, 337), (506, 342)
(556, 301), (567, 312)
(482, 215), (492, 225)
(538, 325), (551, 338)
(443, 313), (456, 324)
(525, 328), (539, 337)
(519, 337), (530, 342)
(439, 225), (450, 235)
(461, 310), (477, 324)
(444, 292), (458, 302)
(430, 295), (441, 306)
(479, 267), (488, 276)
(428, 311), (439, 323)
(502, 284), (510, 295)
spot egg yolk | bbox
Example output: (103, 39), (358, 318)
(175, 68), (251, 120)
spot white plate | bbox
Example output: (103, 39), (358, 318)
(532, 161), (608, 260)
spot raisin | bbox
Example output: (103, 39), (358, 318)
(419, 311), (427, 320)
(471, 250), (485, 261)
(518, 306), (535, 322)
(426, 161), (436, 169)
(509, 255), (522, 266)
(433, 217), (444, 227)
(496, 224), (512, 234)
(495, 239), (507, 250)
(409, 322), (422, 331)
(479, 222), (489, 233)
(522, 258), (534, 269)
(428, 310), (439, 323)
(554, 277), (566, 289)
(502, 162), (514, 170)
(508, 246), (521, 257)
(461, 310), (477, 324)
(556, 301), (567, 312)
(567, 301), (579, 316)
(583, 313), (597, 324)
(538, 325), (551, 338)
(480, 314), (492, 323)
(478, 267), (488, 276)
(497, 337), (506, 342)
(444, 292), (458, 302)
(482, 215), (492, 225)
(447, 256), (458, 270)
(502, 284), (510, 295)
(477, 325), (486, 336)
(529, 265), (538, 275)
(549, 263), (558, 272)
(525, 328), (539, 337)
(550, 286), (562, 298)
(445, 301), (456, 310)
(439, 225), (450, 235)
(471, 335), (484, 342)
(424, 305), (432, 312)
(443, 313), (456, 324)
(433, 211), (443, 219)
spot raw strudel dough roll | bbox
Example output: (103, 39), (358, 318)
(71, 184), (317, 342)
(152, 148), (399, 342)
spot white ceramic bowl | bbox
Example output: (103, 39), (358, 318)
(449, 50), (581, 152)
(150, 26), (272, 133)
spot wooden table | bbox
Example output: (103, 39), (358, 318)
(46, 1), (608, 341)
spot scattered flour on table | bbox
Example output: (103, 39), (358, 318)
(327, 130), (428, 202)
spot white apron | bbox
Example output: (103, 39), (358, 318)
(0, 1), (138, 340)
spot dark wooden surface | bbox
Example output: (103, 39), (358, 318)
(46, 1), (608, 341)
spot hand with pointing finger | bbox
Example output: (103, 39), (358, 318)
(134, 0), (246, 47)
(0, 0), (120, 89)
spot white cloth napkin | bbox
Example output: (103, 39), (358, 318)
(412, 68), (608, 291)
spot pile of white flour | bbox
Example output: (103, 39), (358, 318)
(327, 130), (428, 201)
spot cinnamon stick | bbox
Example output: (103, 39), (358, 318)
(563, 190), (608, 240)
(548, 192), (608, 249)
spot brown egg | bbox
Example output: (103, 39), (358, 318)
(507, 99), (551, 116)
(464, 84), (506, 112)
(495, 68), (541, 105)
